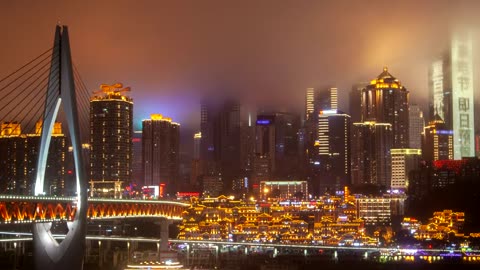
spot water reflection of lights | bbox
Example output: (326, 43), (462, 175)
(125, 260), (186, 269)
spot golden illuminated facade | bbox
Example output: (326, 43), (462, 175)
(362, 67), (409, 148)
(390, 148), (421, 190)
(90, 83), (133, 197)
(414, 210), (465, 240)
(178, 194), (381, 247)
(422, 115), (453, 161)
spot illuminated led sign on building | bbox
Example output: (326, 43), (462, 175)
(451, 32), (475, 158)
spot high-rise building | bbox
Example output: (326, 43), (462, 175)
(315, 87), (338, 112)
(316, 109), (351, 193)
(361, 67), (409, 148)
(253, 112), (301, 182)
(132, 130), (143, 184)
(429, 31), (475, 159)
(200, 99), (241, 191)
(0, 122), (27, 194)
(349, 83), (368, 123)
(409, 105), (425, 149)
(390, 148), (421, 190)
(142, 114), (180, 195)
(193, 132), (201, 160)
(305, 87), (339, 194)
(422, 115), (453, 161)
(190, 132), (202, 190)
(254, 115), (276, 184)
(90, 83), (133, 198)
(0, 121), (66, 195)
(27, 121), (67, 196)
(239, 114), (255, 182)
(305, 88), (315, 121)
(351, 122), (392, 187)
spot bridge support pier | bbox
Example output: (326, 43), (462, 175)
(159, 219), (171, 261)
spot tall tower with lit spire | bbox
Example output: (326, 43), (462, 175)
(361, 67), (410, 148)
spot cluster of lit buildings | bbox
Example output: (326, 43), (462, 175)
(178, 188), (409, 246)
(0, 83), (181, 198)
(0, 31), (477, 209)
(402, 210), (480, 241)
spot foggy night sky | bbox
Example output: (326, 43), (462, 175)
(1, 0), (480, 134)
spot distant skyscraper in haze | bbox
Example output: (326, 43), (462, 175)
(132, 130), (143, 184)
(193, 132), (201, 160)
(351, 122), (392, 187)
(253, 115), (276, 187)
(200, 99), (241, 191)
(409, 105), (425, 149)
(142, 114), (180, 195)
(305, 88), (315, 121)
(315, 87), (338, 111)
(362, 67), (409, 148)
(253, 112), (301, 185)
(429, 31), (475, 159)
(317, 109), (351, 193)
(90, 83), (133, 198)
(190, 131), (202, 190)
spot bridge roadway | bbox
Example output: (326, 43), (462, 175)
(0, 195), (190, 224)
(0, 232), (478, 255)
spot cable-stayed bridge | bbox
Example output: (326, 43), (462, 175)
(0, 25), (189, 269)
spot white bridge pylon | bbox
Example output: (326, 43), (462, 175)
(33, 25), (88, 270)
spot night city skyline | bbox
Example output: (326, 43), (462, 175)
(2, 1), (480, 269)
(2, 0), (480, 131)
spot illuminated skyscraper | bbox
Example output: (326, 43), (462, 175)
(390, 148), (421, 190)
(142, 114), (180, 195)
(409, 105), (425, 149)
(305, 87), (340, 193)
(429, 31), (475, 159)
(317, 110), (351, 193)
(362, 67), (409, 148)
(422, 115), (453, 161)
(305, 88), (315, 121)
(90, 83), (133, 197)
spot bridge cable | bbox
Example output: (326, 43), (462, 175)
(0, 54), (57, 114)
(0, 59), (58, 121)
(0, 48), (54, 96)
